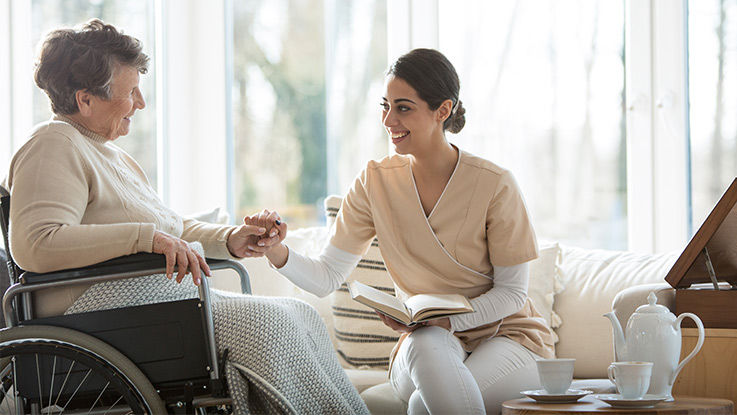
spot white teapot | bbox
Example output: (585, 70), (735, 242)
(603, 292), (705, 400)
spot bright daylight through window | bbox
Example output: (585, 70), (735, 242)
(688, 0), (737, 232)
(232, 0), (387, 229)
(2, 1), (735, 252)
(439, 0), (626, 249)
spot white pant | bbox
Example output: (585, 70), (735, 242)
(390, 326), (541, 415)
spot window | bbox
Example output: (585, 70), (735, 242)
(5, 1), (733, 253)
(231, 0), (387, 228)
(28, 0), (158, 187)
(438, 0), (627, 249)
(688, 0), (737, 230)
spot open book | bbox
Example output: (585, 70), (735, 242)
(348, 281), (474, 326)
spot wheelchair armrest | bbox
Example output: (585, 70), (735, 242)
(20, 254), (251, 294)
(21, 253), (168, 285)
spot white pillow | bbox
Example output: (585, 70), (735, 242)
(553, 246), (678, 378)
(187, 207), (230, 224)
(527, 241), (563, 333)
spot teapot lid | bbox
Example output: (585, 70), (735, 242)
(634, 292), (670, 314)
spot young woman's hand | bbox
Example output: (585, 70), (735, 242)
(152, 230), (211, 285)
(376, 312), (424, 333)
(424, 317), (451, 331)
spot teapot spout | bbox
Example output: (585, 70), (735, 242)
(603, 311), (627, 361)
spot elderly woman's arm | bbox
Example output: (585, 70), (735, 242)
(8, 132), (156, 273)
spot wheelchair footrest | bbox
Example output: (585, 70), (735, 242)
(193, 396), (233, 408)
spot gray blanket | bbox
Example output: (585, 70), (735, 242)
(66, 272), (369, 414)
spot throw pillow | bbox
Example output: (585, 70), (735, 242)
(324, 196), (399, 370)
(527, 240), (563, 332)
(187, 207), (230, 224)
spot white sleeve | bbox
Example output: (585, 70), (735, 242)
(276, 242), (362, 297)
(449, 262), (529, 332)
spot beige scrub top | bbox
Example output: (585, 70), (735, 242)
(331, 148), (556, 358)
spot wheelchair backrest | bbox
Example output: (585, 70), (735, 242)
(0, 185), (21, 285)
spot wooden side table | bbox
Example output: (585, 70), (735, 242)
(501, 396), (733, 414)
(673, 328), (737, 404)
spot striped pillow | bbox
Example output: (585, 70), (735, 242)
(324, 196), (399, 370)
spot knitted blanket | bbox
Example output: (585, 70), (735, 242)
(65, 257), (369, 414)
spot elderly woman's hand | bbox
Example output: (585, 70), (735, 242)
(226, 223), (267, 258)
(242, 209), (287, 257)
(153, 231), (211, 286)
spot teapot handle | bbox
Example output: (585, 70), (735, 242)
(669, 312), (705, 387)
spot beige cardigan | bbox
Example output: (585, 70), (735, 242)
(5, 116), (238, 316)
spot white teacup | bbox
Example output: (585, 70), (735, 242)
(607, 361), (653, 399)
(536, 358), (575, 394)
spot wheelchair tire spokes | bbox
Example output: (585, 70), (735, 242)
(35, 354), (42, 412)
(48, 355), (56, 412)
(54, 360), (75, 410)
(0, 358), (15, 414)
(0, 340), (148, 415)
(61, 368), (92, 413)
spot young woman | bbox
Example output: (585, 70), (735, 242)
(249, 48), (556, 414)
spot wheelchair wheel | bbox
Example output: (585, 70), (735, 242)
(0, 325), (166, 414)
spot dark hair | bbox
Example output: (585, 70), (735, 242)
(34, 19), (149, 115)
(387, 48), (466, 134)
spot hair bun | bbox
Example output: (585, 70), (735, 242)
(447, 100), (466, 134)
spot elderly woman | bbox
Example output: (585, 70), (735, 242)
(4, 19), (368, 414)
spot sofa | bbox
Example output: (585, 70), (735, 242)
(209, 207), (680, 414)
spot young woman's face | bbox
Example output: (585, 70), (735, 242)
(381, 75), (445, 155)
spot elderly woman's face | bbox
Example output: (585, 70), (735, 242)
(88, 65), (145, 140)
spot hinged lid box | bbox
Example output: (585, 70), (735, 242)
(664, 178), (737, 328)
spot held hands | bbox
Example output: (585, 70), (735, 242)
(244, 209), (287, 256)
(226, 220), (279, 258)
(226, 209), (287, 258)
(152, 230), (211, 286)
(376, 313), (451, 333)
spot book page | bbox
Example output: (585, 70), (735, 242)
(348, 281), (411, 325)
(405, 293), (473, 322)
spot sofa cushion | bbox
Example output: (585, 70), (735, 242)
(554, 246), (678, 378)
(345, 368), (390, 393)
(360, 383), (407, 415)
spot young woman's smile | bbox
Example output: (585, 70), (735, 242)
(381, 75), (446, 155)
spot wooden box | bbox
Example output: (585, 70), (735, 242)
(665, 178), (737, 328)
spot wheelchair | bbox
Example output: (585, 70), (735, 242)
(0, 185), (252, 414)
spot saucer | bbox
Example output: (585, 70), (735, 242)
(593, 394), (667, 408)
(521, 389), (593, 403)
